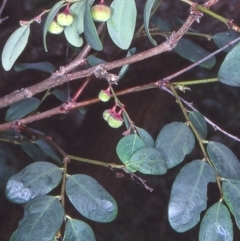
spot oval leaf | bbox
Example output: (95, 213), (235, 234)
(0, 146), (18, 190)
(64, 23), (83, 47)
(5, 162), (62, 203)
(222, 178), (240, 228)
(52, 88), (68, 102)
(136, 127), (154, 147)
(66, 174), (118, 222)
(188, 111), (207, 139)
(144, 0), (158, 46)
(207, 141), (240, 180)
(173, 38), (216, 69)
(10, 195), (64, 241)
(107, 0), (137, 49)
(84, 1), (103, 51)
(5, 97), (40, 122)
(20, 141), (46, 162)
(213, 30), (240, 53)
(218, 42), (240, 86)
(199, 202), (233, 241)
(168, 160), (216, 232)
(155, 122), (195, 169)
(116, 134), (146, 172)
(63, 219), (96, 241)
(43, 1), (65, 52)
(2, 25), (30, 71)
(70, 1), (86, 34)
(87, 55), (106, 66)
(14, 61), (55, 73)
(35, 139), (62, 164)
(129, 147), (167, 175)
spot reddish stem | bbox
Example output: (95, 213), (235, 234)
(64, 3), (71, 14)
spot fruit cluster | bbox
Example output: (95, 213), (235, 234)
(103, 107), (124, 128)
(48, 11), (74, 34)
(48, 3), (112, 34)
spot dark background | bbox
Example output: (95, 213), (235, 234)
(1, 0), (240, 240)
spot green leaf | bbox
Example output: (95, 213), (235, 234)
(5, 97), (41, 122)
(136, 127), (154, 147)
(222, 178), (240, 228)
(0, 146), (18, 190)
(2, 25), (30, 71)
(116, 134), (146, 172)
(144, 0), (158, 46)
(129, 147), (167, 175)
(10, 195), (64, 241)
(118, 48), (136, 80)
(63, 219), (96, 241)
(35, 139), (62, 164)
(213, 30), (240, 53)
(168, 160), (216, 232)
(199, 202), (233, 241)
(107, 0), (137, 50)
(5, 162), (62, 204)
(52, 89), (68, 102)
(87, 55), (106, 66)
(43, 0), (65, 52)
(20, 141), (46, 162)
(64, 23), (83, 47)
(173, 38), (216, 69)
(207, 141), (240, 180)
(188, 111), (207, 139)
(150, 15), (173, 32)
(66, 174), (118, 222)
(155, 122), (195, 169)
(218, 42), (240, 86)
(84, 0), (103, 51)
(14, 62), (55, 73)
(70, 1), (86, 35)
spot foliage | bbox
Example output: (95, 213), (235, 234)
(1, 0), (240, 240)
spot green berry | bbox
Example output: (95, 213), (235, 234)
(98, 90), (110, 102)
(91, 4), (112, 22)
(57, 12), (74, 26)
(48, 21), (64, 34)
(103, 110), (111, 121)
(107, 114), (123, 128)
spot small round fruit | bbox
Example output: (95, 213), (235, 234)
(57, 12), (74, 26)
(91, 4), (112, 22)
(107, 114), (123, 128)
(48, 21), (64, 34)
(98, 90), (110, 102)
(103, 110), (111, 121)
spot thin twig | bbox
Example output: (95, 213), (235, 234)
(162, 87), (240, 142)
(0, 0), (8, 24)
(160, 36), (240, 83)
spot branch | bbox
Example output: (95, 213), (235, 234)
(0, 6), (202, 109)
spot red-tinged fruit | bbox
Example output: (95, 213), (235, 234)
(48, 21), (64, 34)
(107, 112), (123, 128)
(57, 12), (74, 26)
(98, 89), (111, 102)
(91, 4), (112, 22)
(103, 109), (111, 121)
